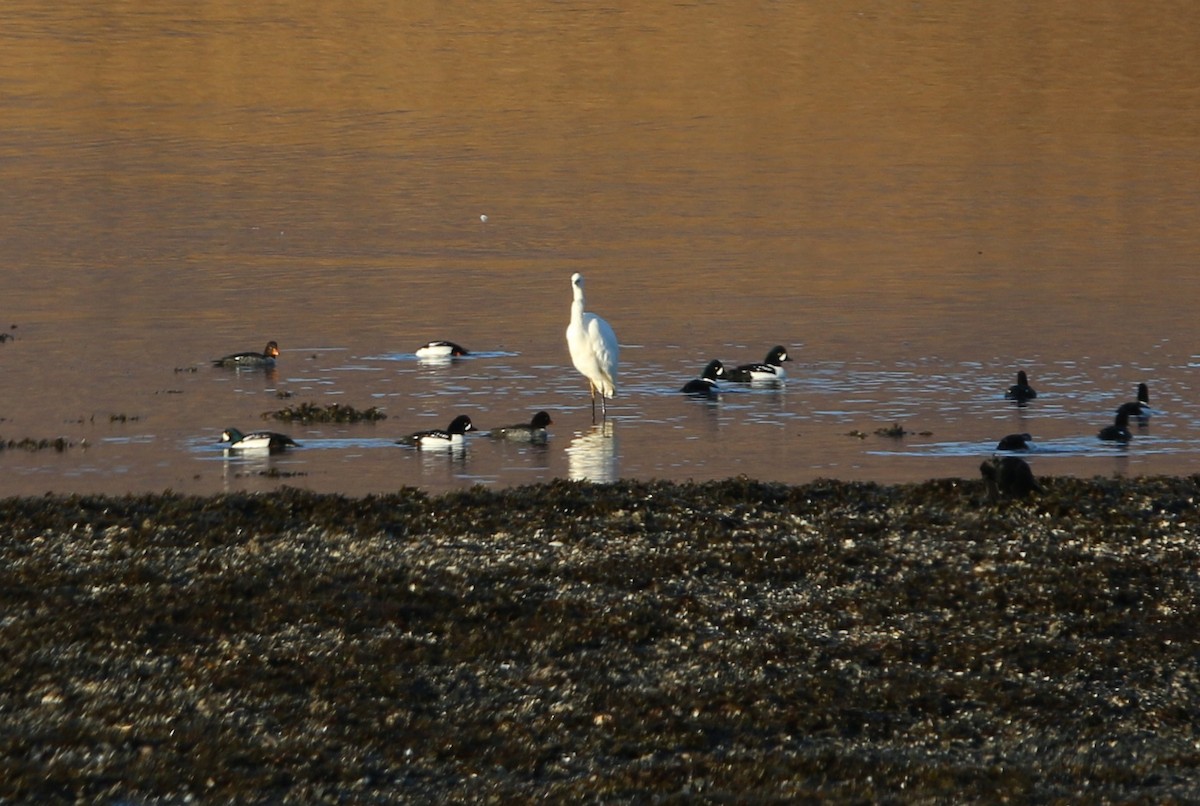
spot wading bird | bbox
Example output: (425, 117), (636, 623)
(566, 272), (619, 420)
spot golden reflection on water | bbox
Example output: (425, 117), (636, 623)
(3, 1), (1200, 494)
(568, 421), (618, 484)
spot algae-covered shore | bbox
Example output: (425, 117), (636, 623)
(2, 476), (1198, 801)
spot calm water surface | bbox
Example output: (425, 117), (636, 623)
(3, 2), (1200, 496)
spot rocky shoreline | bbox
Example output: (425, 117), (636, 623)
(2, 475), (1198, 801)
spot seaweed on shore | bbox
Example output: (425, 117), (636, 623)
(0, 476), (1198, 802)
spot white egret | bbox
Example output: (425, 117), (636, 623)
(566, 272), (619, 420)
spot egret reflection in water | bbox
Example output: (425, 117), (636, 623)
(567, 420), (618, 483)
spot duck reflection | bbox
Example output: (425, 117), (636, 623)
(417, 354), (456, 369)
(221, 448), (273, 490)
(567, 420), (618, 483)
(419, 442), (470, 475)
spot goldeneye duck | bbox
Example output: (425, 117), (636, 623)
(1114, 401), (1146, 422)
(996, 433), (1032, 451)
(726, 345), (790, 383)
(220, 427), (298, 452)
(1125, 382), (1153, 418)
(214, 341), (279, 369)
(1005, 370), (1037, 403)
(397, 414), (476, 448)
(980, 456), (1040, 499)
(416, 341), (469, 358)
(680, 359), (727, 396)
(1098, 407), (1132, 442)
(487, 411), (553, 443)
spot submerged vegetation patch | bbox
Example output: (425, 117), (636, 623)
(236, 468), (308, 479)
(263, 401), (387, 424)
(0, 436), (76, 452)
(0, 476), (1197, 801)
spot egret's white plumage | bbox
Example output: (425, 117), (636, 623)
(566, 272), (619, 419)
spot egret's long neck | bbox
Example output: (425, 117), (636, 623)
(570, 289), (585, 324)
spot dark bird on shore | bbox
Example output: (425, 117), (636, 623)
(996, 433), (1032, 451)
(981, 456), (1040, 499)
(1098, 407), (1133, 442)
(213, 340), (279, 369)
(1005, 370), (1037, 403)
(680, 359), (727, 397)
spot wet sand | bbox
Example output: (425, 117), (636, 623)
(2, 475), (1198, 801)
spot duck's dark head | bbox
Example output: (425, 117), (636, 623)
(265, 341), (280, 358)
(767, 346), (791, 364)
(530, 411), (553, 428)
(1138, 382), (1149, 405)
(703, 359), (726, 380)
(447, 415), (475, 434)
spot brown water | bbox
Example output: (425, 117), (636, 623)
(3, 1), (1200, 496)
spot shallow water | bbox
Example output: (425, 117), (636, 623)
(3, 1), (1200, 496)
